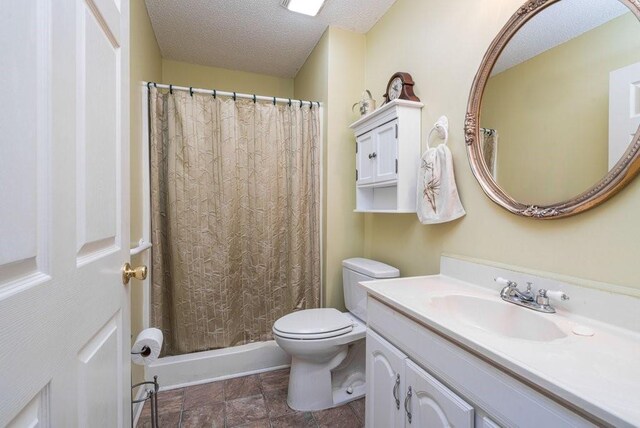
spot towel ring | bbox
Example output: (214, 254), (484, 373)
(426, 116), (449, 149)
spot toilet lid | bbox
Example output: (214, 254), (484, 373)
(273, 308), (353, 338)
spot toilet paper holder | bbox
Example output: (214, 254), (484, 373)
(132, 375), (160, 428)
(131, 346), (151, 358)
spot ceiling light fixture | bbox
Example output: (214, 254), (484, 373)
(281, 0), (326, 17)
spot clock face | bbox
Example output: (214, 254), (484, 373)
(388, 77), (403, 100)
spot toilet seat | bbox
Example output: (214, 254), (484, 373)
(273, 308), (353, 340)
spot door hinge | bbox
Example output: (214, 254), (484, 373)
(356, 169), (358, 181)
(395, 159), (398, 173)
(395, 123), (398, 139)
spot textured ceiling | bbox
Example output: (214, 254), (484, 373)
(145, 0), (397, 78)
(493, 0), (629, 75)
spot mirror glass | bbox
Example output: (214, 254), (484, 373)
(479, 0), (640, 205)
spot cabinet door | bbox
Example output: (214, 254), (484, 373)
(374, 120), (398, 184)
(366, 330), (407, 428)
(405, 360), (474, 428)
(356, 131), (375, 185)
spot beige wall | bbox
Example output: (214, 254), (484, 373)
(130, 0), (162, 387)
(162, 59), (294, 98)
(482, 13), (640, 204)
(363, 0), (640, 293)
(294, 28), (366, 310)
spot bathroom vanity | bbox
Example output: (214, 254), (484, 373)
(361, 256), (640, 428)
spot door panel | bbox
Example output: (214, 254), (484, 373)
(0, 0), (51, 289)
(366, 330), (406, 428)
(0, 0), (130, 425)
(76, 0), (121, 260)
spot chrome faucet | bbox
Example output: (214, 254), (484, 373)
(495, 277), (569, 313)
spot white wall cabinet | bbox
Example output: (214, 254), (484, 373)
(366, 330), (474, 428)
(350, 100), (423, 213)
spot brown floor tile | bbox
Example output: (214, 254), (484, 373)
(180, 402), (225, 428)
(232, 419), (271, 428)
(224, 374), (262, 400)
(183, 381), (225, 410)
(225, 394), (268, 427)
(348, 398), (365, 424)
(259, 368), (290, 391)
(264, 387), (296, 419)
(270, 412), (317, 428)
(139, 388), (184, 419)
(137, 411), (181, 428)
(314, 405), (362, 428)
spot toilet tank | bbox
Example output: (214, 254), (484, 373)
(342, 258), (399, 322)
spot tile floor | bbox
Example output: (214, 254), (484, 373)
(136, 368), (365, 428)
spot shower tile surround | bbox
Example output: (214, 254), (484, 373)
(136, 369), (365, 427)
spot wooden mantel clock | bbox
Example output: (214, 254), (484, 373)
(383, 72), (420, 104)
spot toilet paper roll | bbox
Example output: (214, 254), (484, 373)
(131, 328), (163, 366)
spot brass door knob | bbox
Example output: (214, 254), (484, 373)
(122, 262), (148, 285)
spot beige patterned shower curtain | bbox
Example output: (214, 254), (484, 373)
(148, 87), (320, 356)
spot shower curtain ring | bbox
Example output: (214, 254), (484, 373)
(273, 97), (276, 105)
(212, 89), (216, 99)
(300, 100), (303, 109)
(288, 99), (291, 107)
(147, 81), (152, 90)
(169, 84), (173, 94)
(189, 87), (193, 97)
(153, 82), (157, 88)
(253, 94), (257, 103)
(233, 92), (237, 101)
(309, 101), (313, 110)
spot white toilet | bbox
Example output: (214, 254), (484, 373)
(273, 258), (399, 411)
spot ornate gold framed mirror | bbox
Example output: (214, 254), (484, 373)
(465, 0), (640, 219)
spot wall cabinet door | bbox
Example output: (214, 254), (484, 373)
(366, 330), (406, 428)
(357, 132), (375, 185)
(374, 120), (398, 184)
(356, 120), (398, 187)
(404, 359), (474, 427)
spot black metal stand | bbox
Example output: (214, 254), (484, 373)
(132, 375), (159, 428)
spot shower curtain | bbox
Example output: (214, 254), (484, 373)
(481, 128), (498, 178)
(148, 87), (321, 356)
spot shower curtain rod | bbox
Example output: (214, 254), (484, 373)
(147, 82), (322, 107)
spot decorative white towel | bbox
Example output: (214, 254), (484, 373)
(416, 122), (465, 224)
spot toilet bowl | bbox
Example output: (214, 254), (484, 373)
(273, 258), (399, 411)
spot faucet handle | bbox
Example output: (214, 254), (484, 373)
(526, 282), (533, 292)
(495, 277), (515, 287)
(538, 289), (569, 302)
(545, 289), (569, 301)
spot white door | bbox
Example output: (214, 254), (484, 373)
(366, 330), (406, 428)
(357, 131), (376, 185)
(404, 360), (474, 427)
(609, 61), (640, 170)
(0, 0), (130, 426)
(374, 120), (398, 184)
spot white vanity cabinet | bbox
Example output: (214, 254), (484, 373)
(365, 298), (594, 428)
(350, 99), (422, 213)
(366, 330), (474, 428)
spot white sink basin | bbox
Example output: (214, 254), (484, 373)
(427, 295), (567, 342)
